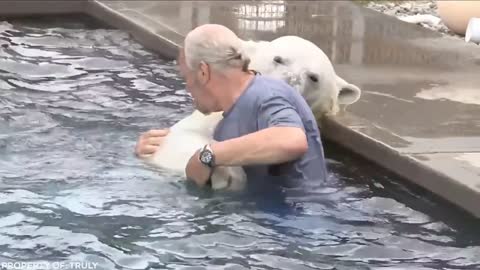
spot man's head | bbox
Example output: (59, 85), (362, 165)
(179, 24), (250, 114)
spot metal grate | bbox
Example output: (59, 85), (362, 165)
(234, 0), (286, 32)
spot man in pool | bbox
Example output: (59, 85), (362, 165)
(135, 24), (328, 189)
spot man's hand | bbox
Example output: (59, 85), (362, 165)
(185, 149), (212, 187)
(135, 129), (169, 158)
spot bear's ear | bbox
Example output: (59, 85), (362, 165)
(336, 75), (361, 105)
(337, 82), (361, 105)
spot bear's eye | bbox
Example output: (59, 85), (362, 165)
(273, 56), (284, 64)
(308, 74), (319, 83)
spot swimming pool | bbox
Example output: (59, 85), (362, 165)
(1, 15), (479, 270)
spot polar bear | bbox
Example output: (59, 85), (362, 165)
(144, 110), (247, 191)
(242, 35), (361, 116)
(142, 35), (361, 191)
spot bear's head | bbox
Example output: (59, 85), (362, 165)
(242, 36), (361, 117)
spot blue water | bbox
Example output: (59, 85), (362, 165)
(0, 16), (479, 270)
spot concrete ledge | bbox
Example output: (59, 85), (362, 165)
(86, 0), (181, 60)
(0, 0), (86, 16)
(321, 115), (480, 218)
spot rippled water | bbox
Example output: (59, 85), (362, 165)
(1, 16), (480, 270)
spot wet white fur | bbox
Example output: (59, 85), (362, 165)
(142, 35), (362, 191)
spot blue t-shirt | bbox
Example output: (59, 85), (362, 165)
(213, 74), (328, 189)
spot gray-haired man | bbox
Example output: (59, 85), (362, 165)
(135, 24), (327, 189)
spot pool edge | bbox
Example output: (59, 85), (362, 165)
(321, 116), (480, 218)
(0, 0), (86, 16)
(86, 0), (180, 60)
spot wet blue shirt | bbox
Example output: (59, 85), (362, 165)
(213, 74), (328, 189)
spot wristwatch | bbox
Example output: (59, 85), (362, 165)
(199, 144), (215, 168)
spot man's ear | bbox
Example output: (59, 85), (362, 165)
(198, 61), (210, 85)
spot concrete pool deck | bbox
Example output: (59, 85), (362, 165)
(1, 0), (479, 218)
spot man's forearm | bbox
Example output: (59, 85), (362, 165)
(211, 127), (308, 167)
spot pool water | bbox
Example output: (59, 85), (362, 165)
(1, 15), (479, 270)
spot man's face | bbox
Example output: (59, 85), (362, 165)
(178, 50), (213, 114)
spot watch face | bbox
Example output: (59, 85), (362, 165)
(200, 150), (213, 164)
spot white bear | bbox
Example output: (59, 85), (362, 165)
(242, 35), (361, 116)
(142, 35), (362, 191)
(144, 110), (247, 191)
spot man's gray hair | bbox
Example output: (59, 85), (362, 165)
(184, 25), (250, 73)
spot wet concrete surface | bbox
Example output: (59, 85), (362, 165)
(1, 0), (479, 217)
